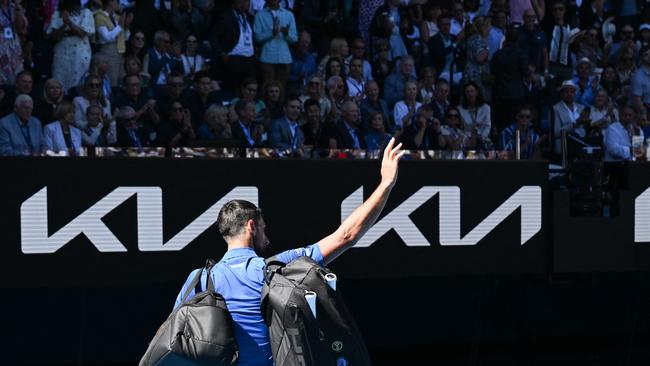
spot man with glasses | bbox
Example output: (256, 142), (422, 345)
(115, 106), (151, 148)
(346, 37), (373, 82)
(115, 74), (161, 140)
(498, 105), (543, 159)
(183, 71), (228, 128)
(544, 0), (580, 82)
(607, 24), (639, 65)
(333, 100), (366, 149)
(144, 30), (180, 85)
(288, 31), (316, 93)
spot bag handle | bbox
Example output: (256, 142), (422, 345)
(181, 258), (217, 303)
(263, 256), (285, 285)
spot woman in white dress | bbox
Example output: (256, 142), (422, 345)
(73, 75), (112, 130)
(45, 0), (95, 92)
(458, 81), (492, 145)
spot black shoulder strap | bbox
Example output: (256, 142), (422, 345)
(181, 258), (218, 303)
(263, 256), (286, 286)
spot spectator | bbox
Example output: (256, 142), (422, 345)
(606, 24), (639, 66)
(0, 94), (44, 155)
(401, 105), (442, 150)
(573, 27), (605, 67)
(269, 96), (304, 149)
(299, 75), (331, 119)
(428, 14), (462, 86)
(364, 111), (392, 150)
(590, 89), (618, 130)
(288, 31), (317, 93)
(157, 100), (196, 147)
(519, 8), (549, 77)
(115, 105), (150, 147)
(114, 74), (161, 132)
(600, 65), (622, 101)
(261, 80), (285, 126)
(553, 80), (589, 154)
(0, 70), (34, 118)
(491, 27), (529, 132)
(34, 78), (64, 126)
(462, 16), (492, 100)
(0, 0), (27, 85)
(458, 81), (492, 145)
(578, 0), (610, 32)
(180, 34), (206, 80)
(301, 98), (331, 149)
(45, 0), (95, 91)
(325, 56), (346, 81)
(487, 8), (506, 59)
(254, 0), (298, 88)
(572, 57), (601, 107)
(604, 106), (644, 161)
(198, 104), (233, 141)
(143, 30), (179, 85)
(498, 104), (543, 159)
(154, 71), (185, 111)
(347, 57), (366, 100)
(230, 78), (266, 116)
(419, 2), (441, 46)
(544, 0), (579, 82)
(439, 106), (476, 150)
(417, 66), (436, 105)
(631, 46), (650, 123)
(125, 30), (146, 63)
(360, 80), (391, 132)
(450, 1), (467, 37)
(639, 23), (650, 50)
(429, 78), (450, 122)
(370, 38), (393, 90)
(94, 0), (133, 86)
(393, 80), (421, 129)
(43, 100), (83, 154)
(231, 99), (264, 148)
(333, 100), (365, 149)
(81, 104), (117, 146)
(299, 0), (338, 56)
(79, 54), (113, 99)
(73, 74), (113, 130)
(370, 0), (408, 61)
(324, 75), (346, 123)
(122, 56), (151, 88)
(183, 71), (225, 128)
(616, 44), (638, 92)
(383, 55), (416, 108)
(317, 38), (349, 79)
(346, 37), (373, 82)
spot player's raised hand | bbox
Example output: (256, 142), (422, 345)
(381, 137), (405, 188)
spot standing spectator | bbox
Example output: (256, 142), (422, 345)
(45, 0), (95, 91)
(428, 14), (462, 86)
(606, 24), (638, 66)
(450, 1), (467, 37)
(143, 30), (179, 85)
(573, 27), (605, 67)
(81, 104), (117, 146)
(498, 104), (543, 159)
(638, 23), (650, 50)
(578, 0), (609, 32)
(180, 34), (206, 80)
(631, 46), (650, 123)
(510, 0), (545, 26)
(0, 0), (27, 85)
(34, 78), (64, 126)
(370, 0), (408, 61)
(333, 100), (366, 149)
(519, 9), (549, 80)
(0, 94), (44, 155)
(300, 0), (338, 56)
(393, 80), (421, 129)
(589, 89), (618, 130)
(553, 80), (589, 154)
(157, 100), (196, 147)
(43, 101), (83, 154)
(347, 57), (366, 100)
(346, 37), (373, 81)
(198, 104), (232, 142)
(370, 38), (393, 90)
(463, 16), (492, 100)
(364, 110), (392, 150)
(288, 31), (316, 94)
(73, 74), (112, 129)
(604, 106), (644, 161)
(544, 0), (579, 83)
(125, 30), (146, 63)
(458, 81), (492, 145)
(231, 99), (263, 148)
(360, 80), (391, 131)
(383, 55), (416, 108)
(269, 96), (304, 149)
(419, 2), (441, 46)
(491, 28), (529, 132)
(183, 71), (225, 128)
(254, 0), (298, 88)
(487, 9), (506, 59)
(94, 0), (133, 86)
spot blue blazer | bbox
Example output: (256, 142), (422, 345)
(269, 117), (304, 149)
(0, 113), (44, 156)
(43, 121), (83, 153)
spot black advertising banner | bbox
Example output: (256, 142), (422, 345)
(0, 158), (549, 287)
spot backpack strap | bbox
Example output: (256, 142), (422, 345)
(263, 256), (286, 286)
(181, 258), (218, 303)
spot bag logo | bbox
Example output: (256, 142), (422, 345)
(332, 340), (343, 352)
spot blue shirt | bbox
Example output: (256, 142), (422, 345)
(174, 244), (324, 366)
(498, 123), (540, 159)
(253, 7), (298, 64)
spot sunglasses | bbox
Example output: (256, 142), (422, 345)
(518, 114), (532, 119)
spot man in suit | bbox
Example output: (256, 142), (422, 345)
(115, 106), (152, 148)
(231, 99), (263, 149)
(428, 14), (461, 85)
(383, 56), (416, 109)
(144, 30), (180, 85)
(0, 94), (44, 156)
(210, 0), (256, 90)
(334, 101), (366, 149)
(269, 96), (305, 149)
(553, 79), (590, 155)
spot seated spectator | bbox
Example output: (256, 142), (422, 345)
(370, 38), (393, 91)
(401, 106), (443, 150)
(615, 45), (637, 90)
(254, 0), (298, 88)
(317, 38), (349, 80)
(230, 78), (266, 116)
(333, 101), (366, 149)
(299, 76), (331, 119)
(81, 104), (117, 147)
(288, 31), (317, 94)
(0, 94), (44, 156)
(261, 80), (285, 128)
(589, 89), (618, 130)
(34, 79), (65, 126)
(325, 57), (346, 81)
(143, 30), (180, 85)
(183, 71), (226, 128)
(383, 55), (416, 108)
(180, 34), (206, 80)
(463, 16), (492, 100)
(523, 64), (545, 111)
(115, 106), (152, 147)
(573, 57), (601, 107)
(360, 80), (391, 132)
(393, 80), (421, 129)
(43, 100), (83, 154)
(429, 78), (450, 122)
(600, 66), (622, 102)
(74, 75), (113, 130)
(324, 75), (347, 123)
(606, 24), (639, 65)
(346, 37), (373, 82)
(157, 100), (196, 147)
(419, 3), (441, 46)
(125, 30), (147, 63)
(301, 98), (332, 149)
(439, 106), (476, 150)
(122, 56), (151, 89)
(114, 74), (161, 132)
(573, 27), (605, 67)
(198, 105), (233, 141)
(605, 106), (644, 161)
(79, 54), (113, 99)
(450, 1), (467, 36)
(553, 80), (590, 154)
(269, 96), (304, 150)
(364, 111), (392, 150)
(231, 99), (264, 148)
(346, 57), (366, 101)
(630, 46), (650, 123)
(498, 105), (543, 160)
(417, 67), (436, 105)
(458, 81), (492, 145)
(0, 71), (35, 117)
(639, 24), (650, 50)
(155, 71), (186, 110)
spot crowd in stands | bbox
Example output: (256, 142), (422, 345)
(0, 0), (649, 161)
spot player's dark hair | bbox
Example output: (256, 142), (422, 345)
(217, 200), (263, 238)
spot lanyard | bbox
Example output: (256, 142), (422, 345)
(18, 121), (32, 151)
(239, 121), (255, 146)
(288, 121), (298, 149)
(235, 11), (248, 33)
(128, 129), (142, 148)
